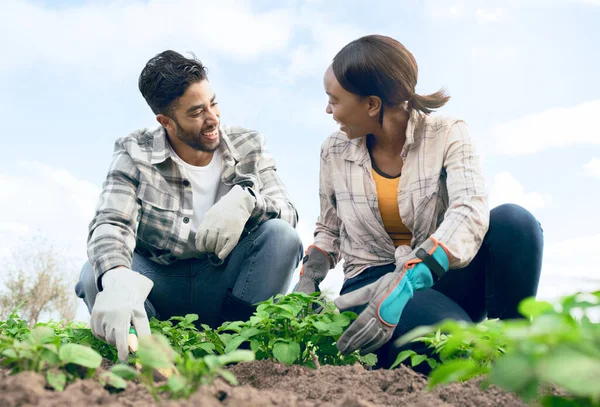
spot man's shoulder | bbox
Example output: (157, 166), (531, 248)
(221, 124), (266, 154)
(114, 127), (164, 161)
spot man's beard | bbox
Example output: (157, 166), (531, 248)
(174, 119), (221, 153)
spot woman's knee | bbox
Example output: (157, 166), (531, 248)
(490, 204), (543, 236)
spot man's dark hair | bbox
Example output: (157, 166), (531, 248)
(138, 50), (208, 117)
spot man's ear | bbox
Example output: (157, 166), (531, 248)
(367, 96), (382, 118)
(156, 114), (171, 128)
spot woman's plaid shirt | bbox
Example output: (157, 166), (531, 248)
(314, 110), (489, 280)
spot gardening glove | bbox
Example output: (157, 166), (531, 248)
(334, 237), (449, 355)
(90, 267), (153, 362)
(293, 245), (333, 295)
(195, 184), (256, 260)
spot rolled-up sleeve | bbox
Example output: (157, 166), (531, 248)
(87, 140), (141, 288)
(313, 143), (342, 266)
(431, 121), (489, 268)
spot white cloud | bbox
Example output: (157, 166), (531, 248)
(491, 100), (600, 155)
(582, 158), (600, 178)
(427, 1), (466, 20)
(1, 0), (294, 77)
(475, 8), (504, 24)
(0, 162), (100, 264)
(272, 13), (365, 83)
(489, 171), (552, 214)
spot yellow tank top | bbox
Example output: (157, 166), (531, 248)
(372, 168), (413, 247)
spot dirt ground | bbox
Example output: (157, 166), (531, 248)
(0, 359), (533, 406)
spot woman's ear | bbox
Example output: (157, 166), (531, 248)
(367, 96), (382, 118)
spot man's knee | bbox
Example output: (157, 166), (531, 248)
(258, 219), (303, 256)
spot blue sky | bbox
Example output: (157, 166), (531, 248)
(1, 0), (598, 321)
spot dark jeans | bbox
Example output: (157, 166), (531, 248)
(340, 204), (543, 373)
(75, 219), (303, 328)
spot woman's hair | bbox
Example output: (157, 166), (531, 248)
(332, 35), (450, 123)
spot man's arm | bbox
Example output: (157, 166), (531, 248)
(87, 140), (141, 289)
(244, 133), (299, 231)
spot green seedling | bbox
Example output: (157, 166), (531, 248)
(216, 292), (377, 368)
(0, 326), (107, 391)
(394, 291), (600, 407)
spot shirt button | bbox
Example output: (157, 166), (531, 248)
(183, 180), (190, 187)
(183, 217), (190, 224)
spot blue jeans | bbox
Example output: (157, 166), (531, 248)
(75, 219), (303, 328)
(340, 204), (544, 372)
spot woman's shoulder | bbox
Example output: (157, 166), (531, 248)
(417, 112), (467, 133)
(320, 130), (353, 154)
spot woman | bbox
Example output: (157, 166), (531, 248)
(294, 35), (543, 372)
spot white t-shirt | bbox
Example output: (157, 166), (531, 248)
(168, 145), (226, 258)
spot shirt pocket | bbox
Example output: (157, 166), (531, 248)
(136, 182), (181, 250)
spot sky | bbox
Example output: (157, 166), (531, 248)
(0, 0), (598, 322)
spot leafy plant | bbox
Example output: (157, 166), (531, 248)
(216, 292), (377, 368)
(118, 333), (254, 400)
(150, 314), (215, 357)
(0, 326), (109, 391)
(394, 291), (600, 407)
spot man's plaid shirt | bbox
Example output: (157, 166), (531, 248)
(314, 110), (489, 280)
(87, 124), (298, 283)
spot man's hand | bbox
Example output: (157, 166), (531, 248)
(334, 237), (449, 355)
(90, 267), (153, 361)
(195, 185), (256, 260)
(293, 245), (332, 295)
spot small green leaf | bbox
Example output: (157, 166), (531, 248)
(46, 368), (67, 391)
(428, 359), (481, 388)
(273, 341), (301, 365)
(58, 343), (102, 368)
(99, 371), (127, 390)
(30, 326), (55, 345)
(137, 334), (175, 369)
(224, 336), (247, 353)
(410, 354), (428, 367)
(41, 347), (60, 365)
(196, 342), (216, 355)
(218, 350), (255, 365)
(518, 298), (555, 319)
(184, 314), (199, 324)
(218, 369), (238, 385)
(536, 345), (600, 398)
(489, 352), (535, 394)
(110, 364), (139, 380)
(240, 327), (262, 339)
(167, 374), (187, 394)
(359, 353), (378, 367)
(390, 350), (416, 369)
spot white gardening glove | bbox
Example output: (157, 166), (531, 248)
(195, 185), (256, 260)
(90, 267), (153, 361)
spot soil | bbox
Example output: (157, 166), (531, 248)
(0, 360), (537, 406)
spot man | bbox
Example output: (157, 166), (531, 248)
(75, 50), (302, 361)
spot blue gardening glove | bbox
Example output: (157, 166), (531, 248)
(334, 237), (450, 355)
(293, 245), (332, 295)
